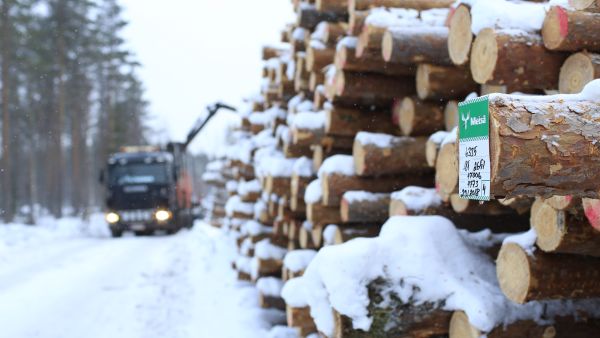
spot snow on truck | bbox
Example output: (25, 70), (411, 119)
(99, 103), (236, 237)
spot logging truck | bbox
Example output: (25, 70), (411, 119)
(99, 103), (236, 237)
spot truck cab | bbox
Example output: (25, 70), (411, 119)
(101, 147), (186, 237)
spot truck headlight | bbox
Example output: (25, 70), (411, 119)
(155, 210), (172, 222)
(105, 212), (120, 224)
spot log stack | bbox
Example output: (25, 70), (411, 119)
(198, 0), (600, 337)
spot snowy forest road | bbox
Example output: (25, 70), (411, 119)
(0, 221), (278, 338)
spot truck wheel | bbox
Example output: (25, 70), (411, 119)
(110, 229), (123, 238)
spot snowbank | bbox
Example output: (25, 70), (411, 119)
(288, 215), (598, 336)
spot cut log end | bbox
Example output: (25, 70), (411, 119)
(448, 5), (473, 66)
(381, 30), (393, 62)
(449, 311), (480, 338)
(572, 0), (600, 12)
(496, 243), (531, 304)
(425, 139), (439, 168)
(542, 6), (568, 51)
(435, 142), (458, 199)
(444, 100), (458, 131)
(531, 202), (563, 252)
(352, 139), (367, 176)
(559, 52), (597, 94)
(415, 65), (432, 101)
(471, 28), (499, 84)
(399, 97), (416, 136)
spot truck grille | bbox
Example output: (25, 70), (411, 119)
(120, 210), (154, 222)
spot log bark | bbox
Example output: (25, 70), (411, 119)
(326, 224), (382, 245)
(559, 52), (600, 94)
(496, 242), (600, 303)
(325, 107), (396, 137)
(316, 0), (348, 14)
(254, 258), (283, 280)
(265, 175), (291, 197)
(571, 0), (600, 12)
(348, 10), (368, 36)
(351, 0), (453, 11)
(447, 4), (473, 66)
(382, 26), (452, 66)
(335, 38), (415, 76)
(291, 125), (324, 146)
(416, 64), (478, 100)
(542, 6), (600, 52)
(333, 280), (452, 338)
(421, 204), (529, 233)
(330, 70), (415, 108)
(353, 133), (431, 177)
(449, 311), (557, 338)
(396, 96), (445, 136)
(488, 94), (600, 198)
(471, 28), (567, 90)
(434, 141), (457, 203)
(322, 172), (433, 206)
(340, 192), (390, 223)
(259, 294), (286, 310)
(318, 22), (348, 44)
(356, 24), (385, 57)
(297, 6), (346, 30)
(307, 202), (342, 224)
(284, 141), (313, 158)
(306, 45), (335, 72)
(287, 305), (317, 337)
(532, 200), (600, 257)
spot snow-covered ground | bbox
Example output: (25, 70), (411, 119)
(0, 215), (283, 338)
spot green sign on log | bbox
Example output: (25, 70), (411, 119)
(458, 96), (491, 201)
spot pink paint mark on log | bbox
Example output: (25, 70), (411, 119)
(566, 195), (573, 202)
(557, 6), (569, 38)
(584, 199), (600, 231)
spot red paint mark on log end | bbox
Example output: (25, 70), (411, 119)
(566, 195), (573, 202)
(584, 199), (600, 231)
(556, 6), (569, 38)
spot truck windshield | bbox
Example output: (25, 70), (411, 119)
(109, 163), (168, 186)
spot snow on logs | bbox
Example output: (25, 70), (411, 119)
(470, 28), (566, 91)
(285, 216), (596, 337)
(352, 132), (431, 177)
(542, 6), (600, 52)
(486, 83), (600, 198)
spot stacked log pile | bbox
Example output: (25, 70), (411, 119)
(199, 0), (600, 337)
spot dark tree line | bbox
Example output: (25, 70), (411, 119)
(0, 0), (150, 223)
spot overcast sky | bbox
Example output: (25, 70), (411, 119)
(120, 0), (294, 155)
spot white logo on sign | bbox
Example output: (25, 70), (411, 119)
(461, 111), (471, 130)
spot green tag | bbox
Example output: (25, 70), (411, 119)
(458, 96), (491, 201)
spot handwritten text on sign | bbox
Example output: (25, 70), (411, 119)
(458, 96), (491, 201)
